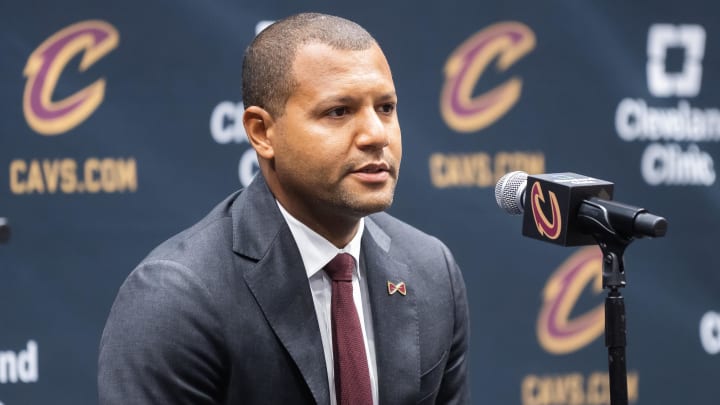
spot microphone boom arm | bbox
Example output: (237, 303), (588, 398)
(577, 197), (667, 240)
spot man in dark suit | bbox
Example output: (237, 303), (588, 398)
(98, 12), (469, 404)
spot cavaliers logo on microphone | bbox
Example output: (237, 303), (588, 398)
(440, 22), (535, 133)
(23, 20), (119, 135)
(537, 247), (605, 354)
(530, 181), (562, 240)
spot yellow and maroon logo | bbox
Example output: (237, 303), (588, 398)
(530, 181), (562, 240)
(23, 20), (119, 135)
(440, 22), (535, 133)
(537, 247), (605, 354)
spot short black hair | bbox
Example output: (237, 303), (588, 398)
(242, 13), (376, 117)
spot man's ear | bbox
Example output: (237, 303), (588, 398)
(243, 106), (275, 159)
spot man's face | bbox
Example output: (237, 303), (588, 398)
(268, 42), (402, 226)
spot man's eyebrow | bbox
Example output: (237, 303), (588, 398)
(318, 92), (397, 106)
(324, 96), (357, 105)
(377, 92), (397, 102)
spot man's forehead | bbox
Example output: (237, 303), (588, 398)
(292, 43), (390, 82)
(292, 41), (384, 65)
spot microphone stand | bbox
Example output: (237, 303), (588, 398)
(595, 236), (630, 405)
(576, 200), (667, 405)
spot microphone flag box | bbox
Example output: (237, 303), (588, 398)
(522, 173), (614, 246)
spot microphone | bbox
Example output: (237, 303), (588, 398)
(0, 217), (10, 244)
(495, 171), (667, 246)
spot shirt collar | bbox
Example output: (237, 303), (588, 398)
(276, 200), (364, 280)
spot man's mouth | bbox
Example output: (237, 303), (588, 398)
(352, 162), (392, 183)
(356, 162), (390, 173)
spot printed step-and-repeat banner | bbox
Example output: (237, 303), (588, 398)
(1, 1), (718, 404)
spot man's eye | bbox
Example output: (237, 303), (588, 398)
(378, 103), (395, 114)
(327, 107), (349, 117)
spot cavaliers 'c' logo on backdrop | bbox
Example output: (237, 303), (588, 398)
(537, 247), (605, 354)
(440, 22), (535, 133)
(529, 181), (561, 240)
(23, 20), (119, 135)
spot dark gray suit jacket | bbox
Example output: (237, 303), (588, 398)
(98, 174), (469, 404)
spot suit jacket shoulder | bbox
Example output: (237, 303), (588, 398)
(99, 177), (326, 405)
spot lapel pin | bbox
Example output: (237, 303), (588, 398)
(387, 281), (407, 296)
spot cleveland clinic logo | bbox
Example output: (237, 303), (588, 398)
(646, 24), (705, 98)
(537, 247), (605, 354)
(615, 23), (716, 186)
(23, 20), (119, 135)
(440, 22), (535, 133)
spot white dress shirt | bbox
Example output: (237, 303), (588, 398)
(276, 201), (378, 405)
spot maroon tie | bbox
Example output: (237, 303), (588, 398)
(324, 253), (373, 405)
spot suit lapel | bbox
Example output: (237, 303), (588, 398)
(232, 175), (330, 405)
(363, 218), (420, 404)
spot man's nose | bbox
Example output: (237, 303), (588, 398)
(355, 108), (389, 149)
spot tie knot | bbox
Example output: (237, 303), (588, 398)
(324, 253), (355, 282)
